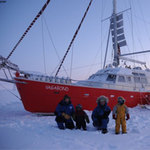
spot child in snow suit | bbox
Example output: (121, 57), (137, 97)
(113, 96), (130, 134)
(92, 96), (111, 134)
(73, 104), (90, 130)
(55, 95), (75, 130)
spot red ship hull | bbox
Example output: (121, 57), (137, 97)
(15, 78), (149, 113)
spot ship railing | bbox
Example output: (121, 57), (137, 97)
(0, 55), (23, 84)
(17, 72), (72, 85)
(76, 80), (150, 92)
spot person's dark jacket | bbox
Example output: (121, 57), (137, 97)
(73, 109), (90, 124)
(55, 99), (75, 118)
(92, 104), (111, 122)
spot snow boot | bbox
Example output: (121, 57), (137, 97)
(102, 128), (108, 134)
(57, 122), (65, 130)
(115, 132), (120, 135)
(97, 127), (102, 130)
(83, 127), (87, 131)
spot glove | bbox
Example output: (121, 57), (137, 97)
(72, 114), (76, 121)
(62, 113), (71, 120)
(103, 111), (111, 119)
(113, 114), (116, 120)
(85, 115), (90, 124)
(126, 114), (130, 120)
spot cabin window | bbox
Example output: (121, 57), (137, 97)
(132, 72), (138, 76)
(134, 77), (140, 83)
(106, 74), (116, 82)
(127, 76), (132, 82)
(139, 73), (145, 77)
(89, 75), (95, 79)
(141, 78), (147, 83)
(118, 76), (125, 82)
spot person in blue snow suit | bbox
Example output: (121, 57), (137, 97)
(55, 95), (75, 130)
(92, 96), (111, 134)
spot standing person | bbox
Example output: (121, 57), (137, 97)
(92, 96), (111, 134)
(73, 104), (90, 130)
(55, 95), (75, 130)
(113, 96), (130, 134)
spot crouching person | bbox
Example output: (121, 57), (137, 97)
(92, 96), (111, 134)
(55, 95), (75, 130)
(73, 104), (90, 130)
(113, 96), (130, 134)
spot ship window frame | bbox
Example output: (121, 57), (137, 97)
(134, 76), (140, 83)
(118, 75), (126, 82)
(139, 73), (145, 77)
(132, 72), (139, 76)
(126, 76), (132, 83)
(141, 77), (147, 84)
(89, 75), (95, 79)
(106, 74), (116, 83)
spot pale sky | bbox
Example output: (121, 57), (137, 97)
(1, 0), (150, 85)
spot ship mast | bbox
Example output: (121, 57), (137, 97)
(112, 0), (119, 67)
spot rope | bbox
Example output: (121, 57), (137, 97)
(41, 16), (47, 74)
(43, 16), (69, 76)
(6, 0), (51, 60)
(55, 0), (94, 77)
(70, 44), (74, 78)
(129, 0), (135, 64)
(0, 83), (21, 101)
(103, 25), (111, 68)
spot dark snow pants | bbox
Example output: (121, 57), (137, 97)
(55, 115), (74, 129)
(76, 120), (86, 130)
(93, 118), (109, 129)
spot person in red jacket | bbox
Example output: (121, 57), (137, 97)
(73, 104), (90, 130)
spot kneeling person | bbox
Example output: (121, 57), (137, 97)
(55, 95), (75, 130)
(92, 96), (111, 134)
(73, 104), (90, 130)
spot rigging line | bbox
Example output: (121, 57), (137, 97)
(136, 0), (150, 66)
(125, 8), (132, 54)
(100, 0), (104, 69)
(133, 17), (145, 66)
(41, 16), (47, 74)
(87, 0), (104, 77)
(133, 15), (150, 25)
(59, 63), (101, 73)
(42, 16), (69, 76)
(137, 0), (150, 43)
(129, 0), (135, 60)
(6, 0), (51, 60)
(70, 44), (74, 79)
(103, 25), (111, 69)
(87, 46), (101, 77)
(87, 0), (108, 77)
(55, 0), (94, 77)
(50, 64), (59, 76)
(0, 83), (21, 100)
(131, 2), (144, 51)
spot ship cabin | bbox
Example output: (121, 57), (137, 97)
(77, 66), (150, 92)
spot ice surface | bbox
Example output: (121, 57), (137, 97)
(0, 89), (150, 150)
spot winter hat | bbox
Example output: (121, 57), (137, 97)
(118, 96), (125, 102)
(96, 96), (109, 104)
(76, 104), (82, 109)
(63, 95), (71, 100)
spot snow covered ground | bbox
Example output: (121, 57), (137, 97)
(0, 88), (150, 150)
